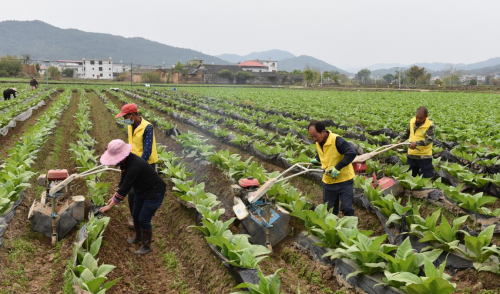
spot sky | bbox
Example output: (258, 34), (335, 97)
(1, 0), (499, 70)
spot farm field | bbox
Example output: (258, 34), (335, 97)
(0, 85), (500, 294)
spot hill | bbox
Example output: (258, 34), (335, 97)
(278, 55), (349, 74)
(0, 20), (229, 66)
(217, 49), (295, 63)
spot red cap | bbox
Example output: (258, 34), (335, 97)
(115, 103), (138, 118)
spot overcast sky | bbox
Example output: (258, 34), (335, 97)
(2, 0), (499, 70)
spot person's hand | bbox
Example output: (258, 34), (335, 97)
(99, 205), (112, 213)
(409, 142), (417, 149)
(329, 167), (340, 179)
(310, 158), (319, 165)
(99, 198), (116, 213)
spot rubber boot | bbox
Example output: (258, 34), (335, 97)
(127, 216), (134, 230)
(127, 223), (141, 244)
(135, 229), (152, 255)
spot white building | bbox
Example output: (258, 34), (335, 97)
(259, 60), (278, 72)
(82, 58), (114, 79)
(238, 60), (270, 72)
(57, 60), (84, 78)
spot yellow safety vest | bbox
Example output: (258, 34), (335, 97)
(316, 133), (355, 184)
(128, 118), (158, 164)
(408, 117), (433, 156)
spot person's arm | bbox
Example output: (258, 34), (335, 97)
(334, 137), (357, 170)
(399, 126), (410, 141)
(141, 125), (153, 161)
(13, 91), (16, 98)
(114, 163), (141, 202)
(416, 124), (435, 146)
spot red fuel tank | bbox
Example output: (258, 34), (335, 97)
(239, 177), (260, 188)
(47, 169), (69, 181)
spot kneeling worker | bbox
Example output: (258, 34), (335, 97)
(308, 121), (357, 216)
(99, 139), (166, 255)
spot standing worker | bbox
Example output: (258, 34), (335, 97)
(308, 121), (357, 216)
(30, 77), (39, 90)
(3, 88), (17, 101)
(400, 106), (435, 178)
(99, 139), (166, 255)
(115, 103), (158, 229)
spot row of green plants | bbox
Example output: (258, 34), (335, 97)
(0, 88), (71, 215)
(0, 89), (53, 129)
(0, 86), (41, 111)
(68, 89), (111, 207)
(66, 89), (120, 293)
(69, 214), (120, 293)
(169, 88), (500, 150)
(354, 177), (500, 273)
(150, 88), (500, 178)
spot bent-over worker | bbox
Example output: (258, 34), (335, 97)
(3, 88), (17, 101)
(99, 139), (166, 255)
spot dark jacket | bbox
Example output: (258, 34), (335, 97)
(30, 79), (38, 87)
(115, 153), (166, 201)
(3, 89), (16, 99)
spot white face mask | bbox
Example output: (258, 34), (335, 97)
(124, 118), (134, 125)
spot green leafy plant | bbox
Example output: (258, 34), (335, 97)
(398, 171), (432, 190)
(231, 267), (285, 294)
(374, 237), (442, 288)
(206, 234), (271, 269)
(71, 253), (121, 294)
(383, 257), (455, 294)
(412, 213), (468, 252)
(323, 234), (397, 278)
(190, 217), (235, 237)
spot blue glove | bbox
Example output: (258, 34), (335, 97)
(329, 167), (340, 179)
(310, 158), (319, 165)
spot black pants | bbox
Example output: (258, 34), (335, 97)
(322, 179), (354, 216)
(407, 157), (434, 178)
(4, 96), (10, 101)
(128, 163), (157, 215)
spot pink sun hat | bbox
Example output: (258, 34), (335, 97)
(100, 139), (132, 165)
(12, 88), (17, 91)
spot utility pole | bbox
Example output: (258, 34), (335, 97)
(130, 62), (133, 86)
(45, 60), (49, 86)
(398, 68), (401, 90)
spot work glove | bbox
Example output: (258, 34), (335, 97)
(310, 158), (319, 165)
(328, 167), (340, 179)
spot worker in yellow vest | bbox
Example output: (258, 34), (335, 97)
(115, 103), (159, 228)
(308, 121), (356, 216)
(400, 106), (435, 178)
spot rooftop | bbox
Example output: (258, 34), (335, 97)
(238, 61), (267, 67)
